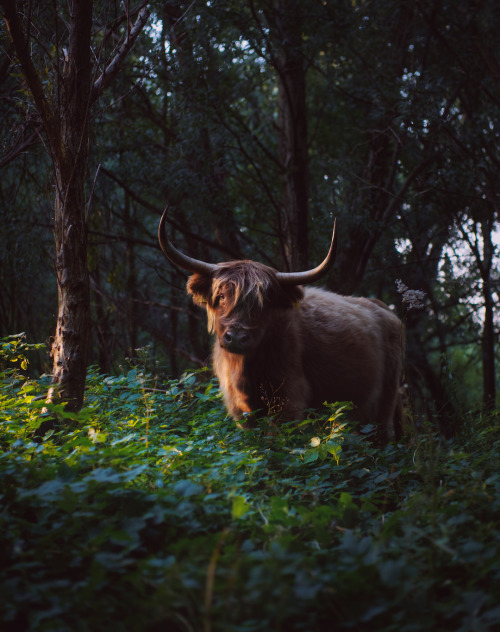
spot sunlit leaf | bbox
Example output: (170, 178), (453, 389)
(231, 495), (250, 519)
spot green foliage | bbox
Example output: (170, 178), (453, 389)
(2, 0), (499, 413)
(1, 337), (500, 631)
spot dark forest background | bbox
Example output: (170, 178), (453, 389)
(1, 0), (499, 427)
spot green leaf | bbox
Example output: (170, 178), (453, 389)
(231, 495), (250, 519)
(173, 479), (204, 497)
(303, 449), (319, 463)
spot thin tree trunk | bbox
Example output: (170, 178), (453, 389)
(480, 220), (496, 410)
(124, 193), (139, 357)
(270, 0), (309, 270)
(2, 0), (149, 413)
(482, 279), (496, 410)
(2, 0), (93, 412)
(50, 163), (91, 411)
(48, 0), (93, 411)
(92, 269), (112, 374)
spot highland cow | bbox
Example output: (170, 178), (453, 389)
(159, 208), (404, 441)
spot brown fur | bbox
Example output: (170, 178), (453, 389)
(187, 261), (404, 441)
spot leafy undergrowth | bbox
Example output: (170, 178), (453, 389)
(1, 335), (500, 632)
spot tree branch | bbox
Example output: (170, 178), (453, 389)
(0, 127), (39, 170)
(98, 166), (245, 261)
(1, 0), (59, 147)
(91, 5), (150, 103)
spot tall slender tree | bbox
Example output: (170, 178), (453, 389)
(266, 0), (309, 270)
(1, 0), (149, 411)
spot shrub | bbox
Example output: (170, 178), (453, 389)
(1, 335), (499, 631)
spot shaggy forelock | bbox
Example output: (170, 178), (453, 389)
(216, 262), (277, 305)
(205, 261), (278, 331)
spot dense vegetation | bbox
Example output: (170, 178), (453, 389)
(1, 0), (499, 419)
(1, 2), (500, 628)
(2, 335), (499, 631)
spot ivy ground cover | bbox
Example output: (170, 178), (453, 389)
(1, 336), (500, 631)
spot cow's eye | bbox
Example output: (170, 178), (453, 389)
(215, 293), (225, 307)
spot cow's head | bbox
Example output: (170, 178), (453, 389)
(158, 207), (336, 355)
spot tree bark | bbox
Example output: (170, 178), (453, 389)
(457, 213), (496, 411)
(1, 0), (93, 411)
(480, 220), (496, 411)
(124, 192), (139, 357)
(269, 0), (309, 270)
(47, 0), (93, 411)
(2, 0), (149, 412)
(482, 278), (496, 411)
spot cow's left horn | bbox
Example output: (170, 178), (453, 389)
(158, 206), (218, 275)
(276, 219), (337, 286)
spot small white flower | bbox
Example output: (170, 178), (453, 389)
(310, 436), (321, 447)
(396, 279), (426, 311)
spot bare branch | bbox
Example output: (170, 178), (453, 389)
(0, 0), (59, 146)
(91, 5), (150, 104)
(85, 163), (101, 223)
(98, 166), (245, 260)
(0, 128), (39, 170)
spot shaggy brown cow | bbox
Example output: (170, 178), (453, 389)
(159, 208), (404, 441)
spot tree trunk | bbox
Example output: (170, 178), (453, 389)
(47, 0), (93, 412)
(480, 220), (496, 411)
(334, 1), (417, 293)
(2, 0), (93, 412)
(124, 193), (139, 358)
(270, 0), (309, 271)
(482, 278), (496, 410)
(2, 0), (148, 413)
(51, 166), (91, 411)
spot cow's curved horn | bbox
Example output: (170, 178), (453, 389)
(275, 219), (337, 286)
(158, 206), (218, 275)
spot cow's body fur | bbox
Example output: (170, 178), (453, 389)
(187, 262), (404, 441)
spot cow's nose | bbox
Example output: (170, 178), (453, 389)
(222, 329), (249, 350)
(222, 331), (233, 346)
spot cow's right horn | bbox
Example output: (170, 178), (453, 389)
(276, 219), (337, 286)
(158, 206), (218, 275)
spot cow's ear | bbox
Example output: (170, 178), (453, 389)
(187, 273), (213, 305)
(274, 284), (304, 309)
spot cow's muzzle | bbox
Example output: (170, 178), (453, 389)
(220, 328), (251, 354)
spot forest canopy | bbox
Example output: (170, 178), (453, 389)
(1, 0), (499, 423)
(1, 3), (500, 630)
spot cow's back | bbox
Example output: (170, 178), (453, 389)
(298, 287), (403, 430)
